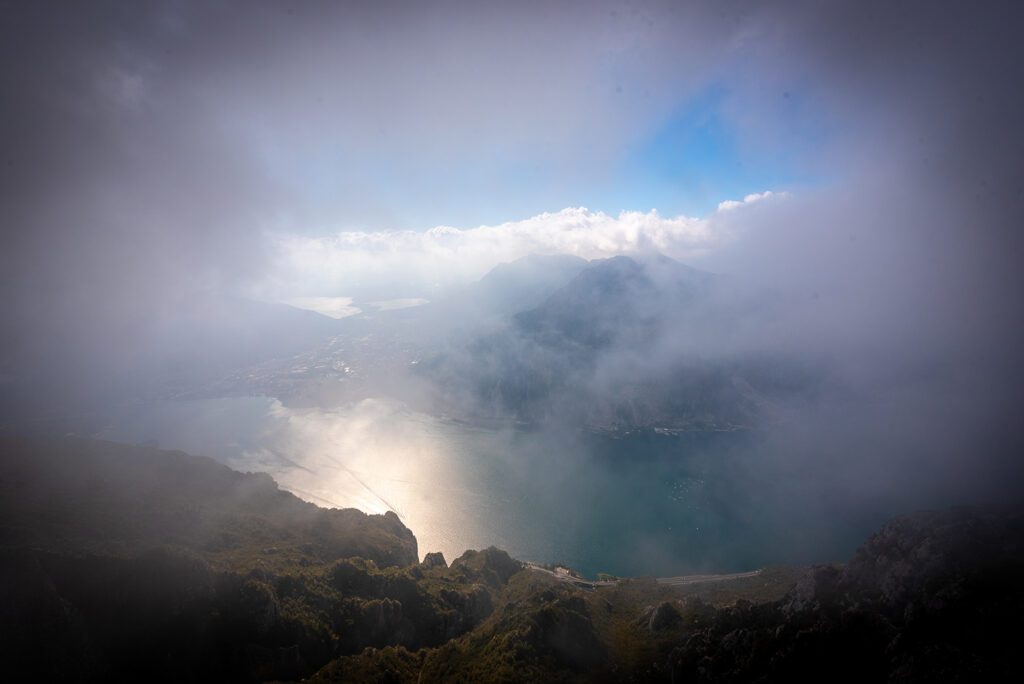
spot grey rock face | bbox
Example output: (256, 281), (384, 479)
(648, 601), (683, 631)
(783, 564), (842, 616)
(421, 552), (447, 569)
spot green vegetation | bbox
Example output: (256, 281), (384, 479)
(0, 435), (418, 571)
(2, 436), (1021, 682)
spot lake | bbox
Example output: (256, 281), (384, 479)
(101, 395), (883, 577)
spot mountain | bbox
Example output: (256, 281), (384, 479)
(515, 254), (715, 349)
(2, 436), (1021, 682)
(418, 254), (811, 430)
(347, 253), (590, 341)
(464, 253), (590, 318)
(335, 253), (587, 333)
(68, 255), (591, 411)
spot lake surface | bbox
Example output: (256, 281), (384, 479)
(101, 396), (882, 577)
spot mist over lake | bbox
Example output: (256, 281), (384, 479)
(5, 1), (1024, 680)
(101, 395), (905, 578)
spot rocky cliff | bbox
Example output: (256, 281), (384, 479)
(2, 436), (1020, 682)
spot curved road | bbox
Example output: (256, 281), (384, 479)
(525, 562), (763, 589)
(655, 569), (762, 586)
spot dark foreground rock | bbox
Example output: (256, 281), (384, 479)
(0, 435), (418, 569)
(0, 437), (497, 682)
(310, 508), (1024, 683)
(421, 552), (448, 569)
(3, 436), (1022, 683)
(667, 508), (1024, 683)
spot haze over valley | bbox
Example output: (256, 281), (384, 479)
(2, 1), (1023, 681)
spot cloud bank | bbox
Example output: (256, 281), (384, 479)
(267, 192), (782, 302)
(1, 0), (1021, 441)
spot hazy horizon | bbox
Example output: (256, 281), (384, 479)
(2, 0), (1023, 571)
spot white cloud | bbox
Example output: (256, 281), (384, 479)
(716, 190), (784, 212)
(263, 193), (786, 301)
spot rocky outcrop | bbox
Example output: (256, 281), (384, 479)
(450, 547), (522, 587)
(421, 552), (447, 569)
(668, 508), (1024, 683)
(361, 598), (406, 643)
(782, 564), (842, 616)
(0, 435), (420, 569)
(648, 601), (683, 631)
(416, 586), (607, 682)
(438, 584), (493, 639)
(322, 550), (505, 654)
(839, 508), (1023, 607)
(528, 594), (606, 671)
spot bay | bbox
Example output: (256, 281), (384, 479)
(101, 395), (876, 577)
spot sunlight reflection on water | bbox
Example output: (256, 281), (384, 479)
(102, 395), (870, 577)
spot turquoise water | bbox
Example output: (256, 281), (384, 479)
(102, 396), (881, 577)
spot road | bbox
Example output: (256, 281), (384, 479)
(524, 562), (763, 589)
(655, 569), (763, 586)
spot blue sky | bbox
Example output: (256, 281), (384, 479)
(6, 0), (1022, 415)
(591, 85), (816, 217)
(271, 82), (826, 232)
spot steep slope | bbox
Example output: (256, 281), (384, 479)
(193, 254), (590, 407)
(308, 508), (1024, 683)
(419, 254), (810, 430)
(0, 435), (417, 569)
(515, 254), (714, 349)
(0, 436), (515, 682)
(2, 436), (1020, 682)
(461, 253), (590, 319)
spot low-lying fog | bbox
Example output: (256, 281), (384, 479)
(96, 395), (886, 577)
(3, 2), (1022, 576)
(94, 345), (1016, 578)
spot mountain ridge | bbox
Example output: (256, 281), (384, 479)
(418, 253), (804, 431)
